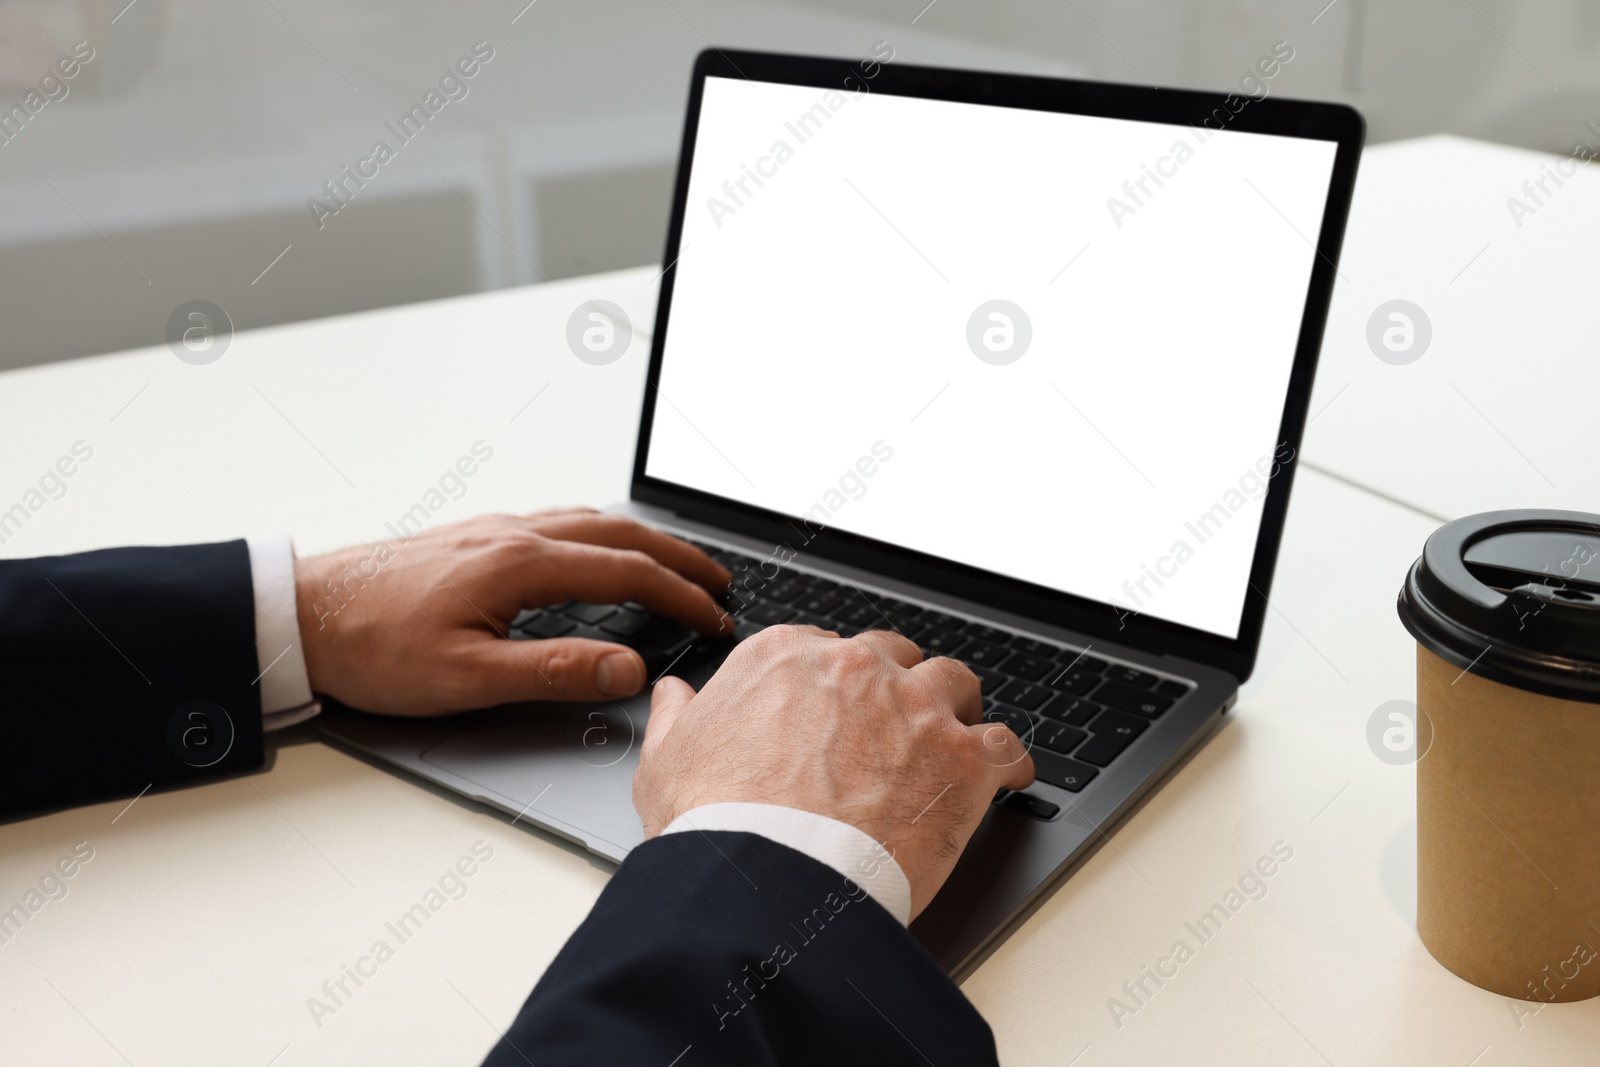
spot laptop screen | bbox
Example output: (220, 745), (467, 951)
(644, 75), (1339, 640)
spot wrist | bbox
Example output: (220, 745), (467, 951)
(294, 555), (336, 695)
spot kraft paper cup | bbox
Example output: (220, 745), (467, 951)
(1399, 509), (1600, 1002)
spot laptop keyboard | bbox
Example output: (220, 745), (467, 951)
(509, 537), (1194, 806)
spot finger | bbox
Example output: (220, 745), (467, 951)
(465, 637), (651, 705)
(523, 507), (602, 520)
(642, 675), (697, 755)
(533, 541), (733, 635)
(768, 623), (839, 639)
(850, 627), (923, 669)
(528, 513), (732, 593)
(912, 656), (983, 725)
(965, 722), (1037, 791)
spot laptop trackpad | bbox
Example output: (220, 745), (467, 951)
(420, 701), (648, 857)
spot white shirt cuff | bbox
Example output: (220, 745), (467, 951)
(662, 802), (912, 925)
(245, 537), (320, 730)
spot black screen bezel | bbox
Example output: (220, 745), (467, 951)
(631, 48), (1364, 684)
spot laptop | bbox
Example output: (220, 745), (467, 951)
(318, 48), (1363, 976)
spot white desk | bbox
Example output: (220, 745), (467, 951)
(1302, 135), (1600, 522)
(4, 209), (1598, 1064)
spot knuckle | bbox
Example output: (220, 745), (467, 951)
(486, 513), (529, 537)
(767, 624), (812, 648)
(730, 626), (790, 663)
(620, 548), (657, 571)
(926, 658), (976, 698)
(533, 645), (589, 690)
(963, 720), (1007, 756)
(835, 639), (881, 670)
(938, 655), (979, 684)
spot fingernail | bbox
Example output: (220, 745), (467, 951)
(597, 652), (645, 696)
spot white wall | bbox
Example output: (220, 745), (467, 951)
(788, 0), (1600, 151)
(0, 0), (1592, 372)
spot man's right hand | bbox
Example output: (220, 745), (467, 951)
(634, 625), (1035, 920)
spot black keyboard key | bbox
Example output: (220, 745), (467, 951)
(860, 608), (925, 641)
(1108, 665), (1159, 688)
(855, 607), (918, 632)
(1000, 792), (1060, 820)
(1076, 709), (1149, 766)
(1009, 636), (1062, 656)
(565, 603), (617, 625)
(993, 679), (1052, 711)
(1058, 651), (1108, 673)
(921, 610), (967, 630)
(964, 622), (1012, 643)
(962, 641), (1011, 669)
(566, 624), (613, 642)
(748, 602), (798, 626)
(521, 613), (576, 639)
(1155, 679), (1189, 699)
(1031, 750), (1099, 792)
(1005, 654), (1055, 682)
(1046, 667), (1100, 695)
(641, 641), (695, 677)
(919, 629), (970, 658)
(982, 704), (1033, 740)
(847, 596), (893, 622)
(832, 602), (879, 628)
(632, 617), (695, 649)
(1030, 692), (1065, 721)
(796, 591), (844, 616)
(1039, 696), (1103, 727)
(885, 611), (925, 634)
(760, 580), (808, 604)
(1088, 707), (1149, 734)
(1033, 721), (1088, 755)
(1093, 680), (1175, 718)
(876, 597), (922, 616)
(599, 610), (650, 638)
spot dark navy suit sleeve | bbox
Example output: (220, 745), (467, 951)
(484, 831), (999, 1067)
(0, 541), (264, 817)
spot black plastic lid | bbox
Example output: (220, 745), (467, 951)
(1397, 509), (1600, 703)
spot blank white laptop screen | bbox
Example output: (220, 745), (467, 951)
(646, 76), (1339, 639)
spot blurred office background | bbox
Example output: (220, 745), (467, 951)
(1, 0), (1594, 372)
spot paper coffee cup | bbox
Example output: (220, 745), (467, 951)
(1398, 509), (1600, 1002)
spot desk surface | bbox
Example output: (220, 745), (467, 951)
(5, 138), (1599, 1067)
(1301, 134), (1600, 522)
